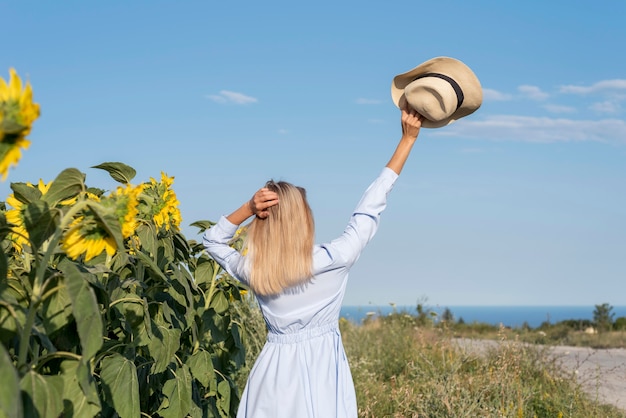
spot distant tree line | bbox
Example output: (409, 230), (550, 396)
(434, 303), (626, 332)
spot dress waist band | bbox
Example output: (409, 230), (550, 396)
(266, 323), (339, 344)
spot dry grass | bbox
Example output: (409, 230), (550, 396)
(236, 304), (625, 417)
(340, 314), (625, 418)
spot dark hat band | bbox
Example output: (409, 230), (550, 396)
(411, 72), (465, 111)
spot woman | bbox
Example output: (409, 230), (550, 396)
(203, 107), (423, 417)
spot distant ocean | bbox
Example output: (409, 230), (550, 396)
(340, 305), (626, 329)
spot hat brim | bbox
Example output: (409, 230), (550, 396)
(391, 57), (482, 128)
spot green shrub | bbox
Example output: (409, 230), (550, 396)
(614, 317), (626, 331)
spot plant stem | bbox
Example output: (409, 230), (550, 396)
(204, 260), (220, 311)
(17, 201), (87, 369)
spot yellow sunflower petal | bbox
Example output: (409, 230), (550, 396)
(8, 68), (22, 100)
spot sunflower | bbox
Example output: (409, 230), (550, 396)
(107, 183), (143, 238)
(146, 172), (182, 231)
(61, 215), (117, 261)
(5, 179), (51, 252)
(0, 137), (30, 181)
(0, 68), (40, 180)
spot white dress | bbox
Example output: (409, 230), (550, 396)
(203, 167), (398, 418)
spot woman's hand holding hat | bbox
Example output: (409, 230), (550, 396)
(401, 106), (423, 141)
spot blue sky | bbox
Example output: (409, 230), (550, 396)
(2, 0), (625, 307)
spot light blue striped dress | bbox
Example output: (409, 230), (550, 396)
(203, 167), (398, 418)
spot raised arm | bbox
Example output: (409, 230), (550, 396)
(386, 107), (423, 175)
(225, 187), (279, 226)
(203, 188), (279, 283)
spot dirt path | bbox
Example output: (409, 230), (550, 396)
(455, 339), (626, 411)
(549, 345), (626, 411)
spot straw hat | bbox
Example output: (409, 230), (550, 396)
(391, 57), (482, 128)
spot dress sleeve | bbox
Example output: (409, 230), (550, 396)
(319, 167), (398, 268)
(202, 216), (249, 285)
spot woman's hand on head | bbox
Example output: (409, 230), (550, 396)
(249, 188), (279, 219)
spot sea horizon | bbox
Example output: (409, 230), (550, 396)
(340, 305), (626, 329)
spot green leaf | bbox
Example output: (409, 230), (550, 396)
(86, 201), (125, 259)
(60, 360), (101, 417)
(172, 232), (191, 261)
(91, 162), (136, 184)
(136, 223), (156, 256)
(133, 250), (168, 282)
(0, 212), (11, 242)
(114, 294), (152, 346)
(0, 251), (6, 285)
(201, 308), (228, 343)
(185, 349), (215, 389)
(157, 365), (193, 418)
(117, 295), (144, 328)
(61, 261), (103, 360)
(0, 284), (25, 344)
(42, 168), (85, 206)
(194, 257), (215, 286)
(228, 323), (245, 369)
(19, 371), (63, 418)
(41, 279), (72, 335)
(216, 380), (231, 417)
(0, 344), (21, 418)
(100, 354), (140, 418)
(76, 360), (100, 405)
(22, 200), (57, 251)
(209, 291), (229, 315)
(147, 323), (181, 373)
(140, 297), (154, 342)
(189, 220), (215, 233)
(9, 182), (42, 205)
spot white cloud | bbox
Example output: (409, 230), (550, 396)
(277, 129), (289, 134)
(482, 88), (512, 101)
(590, 100), (620, 114)
(355, 98), (382, 105)
(518, 85), (549, 101)
(457, 147), (485, 154)
(560, 79), (626, 94)
(435, 115), (626, 143)
(207, 90), (258, 104)
(543, 104), (577, 114)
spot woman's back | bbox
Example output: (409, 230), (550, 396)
(203, 167), (399, 417)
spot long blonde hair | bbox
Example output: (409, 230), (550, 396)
(244, 180), (314, 296)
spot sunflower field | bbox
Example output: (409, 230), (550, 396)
(0, 70), (249, 417)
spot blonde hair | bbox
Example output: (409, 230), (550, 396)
(245, 180), (314, 296)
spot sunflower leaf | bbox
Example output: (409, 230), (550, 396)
(0, 211), (10, 241)
(189, 220), (215, 233)
(92, 162), (137, 184)
(61, 260), (103, 360)
(60, 360), (101, 417)
(10, 181), (42, 204)
(86, 201), (125, 260)
(23, 200), (58, 250)
(43, 168), (85, 206)
(0, 344), (21, 418)
(100, 353), (140, 418)
(156, 364), (192, 418)
(20, 370), (64, 418)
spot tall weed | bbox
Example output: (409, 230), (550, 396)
(340, 315), (625, 418)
